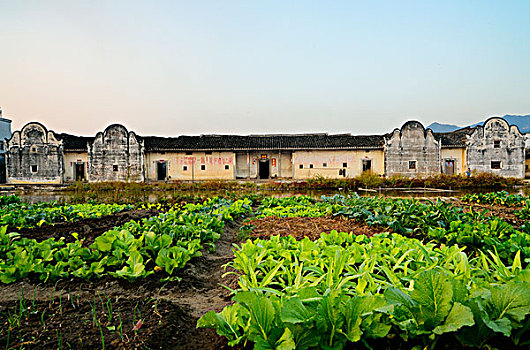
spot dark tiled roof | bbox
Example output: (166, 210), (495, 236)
(52, 128), (474, 151)
(141, 133), (385, 151)
(56, 133), (94, 151)
(434, 127), (474, 148)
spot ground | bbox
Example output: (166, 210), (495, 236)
(1, 212), (240, 350)
(0, 199), (525, 349)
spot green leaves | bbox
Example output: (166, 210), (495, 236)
(0, 198), (253, 284)
(280, 297), (313, 324)
(411, 269), (453, 328)
(0, 200), (132, 229)
(206, 227), (530, 349)
(481, 282), (530, 337)
(197, 305), (246, 346)
(433, 302), (474, 335)
(93, 235), (115, 252)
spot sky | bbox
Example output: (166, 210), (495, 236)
(1, 0), (529, 136)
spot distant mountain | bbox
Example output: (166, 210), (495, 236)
(427, 115), (530, 133)
(426, 122), (462, 133)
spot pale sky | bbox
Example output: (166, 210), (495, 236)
(1, 0), (529, 136)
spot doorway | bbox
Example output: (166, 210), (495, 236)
(74, 163), (85, 181)
(444, 159), (455, 175)
(258, 160), (270, 179)
(157, 161), (167, 181)
(362, 159), (372, 173)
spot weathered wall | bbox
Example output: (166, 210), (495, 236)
(385, 121), (441, 177)
(440, 148), (466, 175)
(467, 118), (525, 178)
(234, 151), (292, 179)
(88, 124), (144, 182)
(145, 151), (235, 181)
(64, 152), (89, 182)
(6, 122), (64, 184)
(292, 150), (384, 179)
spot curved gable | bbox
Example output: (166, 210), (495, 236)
(88, 124), (144, 182)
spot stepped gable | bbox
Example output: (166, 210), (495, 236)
(56, 133), (94, 151)
(141, 133), (385, 151)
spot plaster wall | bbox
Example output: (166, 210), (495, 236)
(145, 151), (235, 181)
(440, 148), (466, 175)
(64, 152), (89, 182)
(6, 123), (64, 184)
(88, 125), (144, 182)
(235, 151), (292, 179)
(385, 121), (441, 177)
(292, 150), (384, 179)
(467, 118), (525, 178)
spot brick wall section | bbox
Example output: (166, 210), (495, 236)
(87, 124), (144, 182)
(385, 121), (441, 177)
(467, 118), (525, 178)
(6, 122), (64, 183)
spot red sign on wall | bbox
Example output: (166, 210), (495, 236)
(271, 158), (276, 167)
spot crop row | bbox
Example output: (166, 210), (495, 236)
(0, 198), (253, 283)
(199, 231), (530, 349)
(0, 195), (133, 229)
(461, 191), (527, 207)
(254, 195), (530, 264)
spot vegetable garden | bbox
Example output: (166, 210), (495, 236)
(0, 192), (528, 349)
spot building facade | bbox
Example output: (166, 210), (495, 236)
(88, 124), (145, 182)
(0, 109), (12, 183)
(467, 118), (526, 178)
(4, 117), (529, 184)
(6, 122), (64, 184)
(384, 121), (443, 177)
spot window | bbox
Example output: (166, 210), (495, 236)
(491, 161), (502, 169)
(362, 159), (372, 172)
(225, 165), (230, 170)
(309, 164), (313, 169)
(185, 152), (193, 155)
(409, 161), (417, 170)
(299, 164), (303, 169)
(30, 165), (38, 173)
(30, 146), (38, 153)
(113, 165), (118, 172)
(494, 140), (501, 148)
(323, 163), (327, 167)
(183, 166), (188, 171)
(201, 165), (206, 171)
(342, 162), (347, 168)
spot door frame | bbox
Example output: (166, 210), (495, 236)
(157, 161), (167, 181)
(258, 159), (270, 179)
(74, 162), (85, 181)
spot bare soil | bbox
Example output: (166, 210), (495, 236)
(446, 199), (525, 228)
(8, 209), (158, 246)
(245, 215), (390, 241)
(0, 220), (242, 350)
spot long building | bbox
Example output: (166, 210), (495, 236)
(4, 117), (528, 184)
